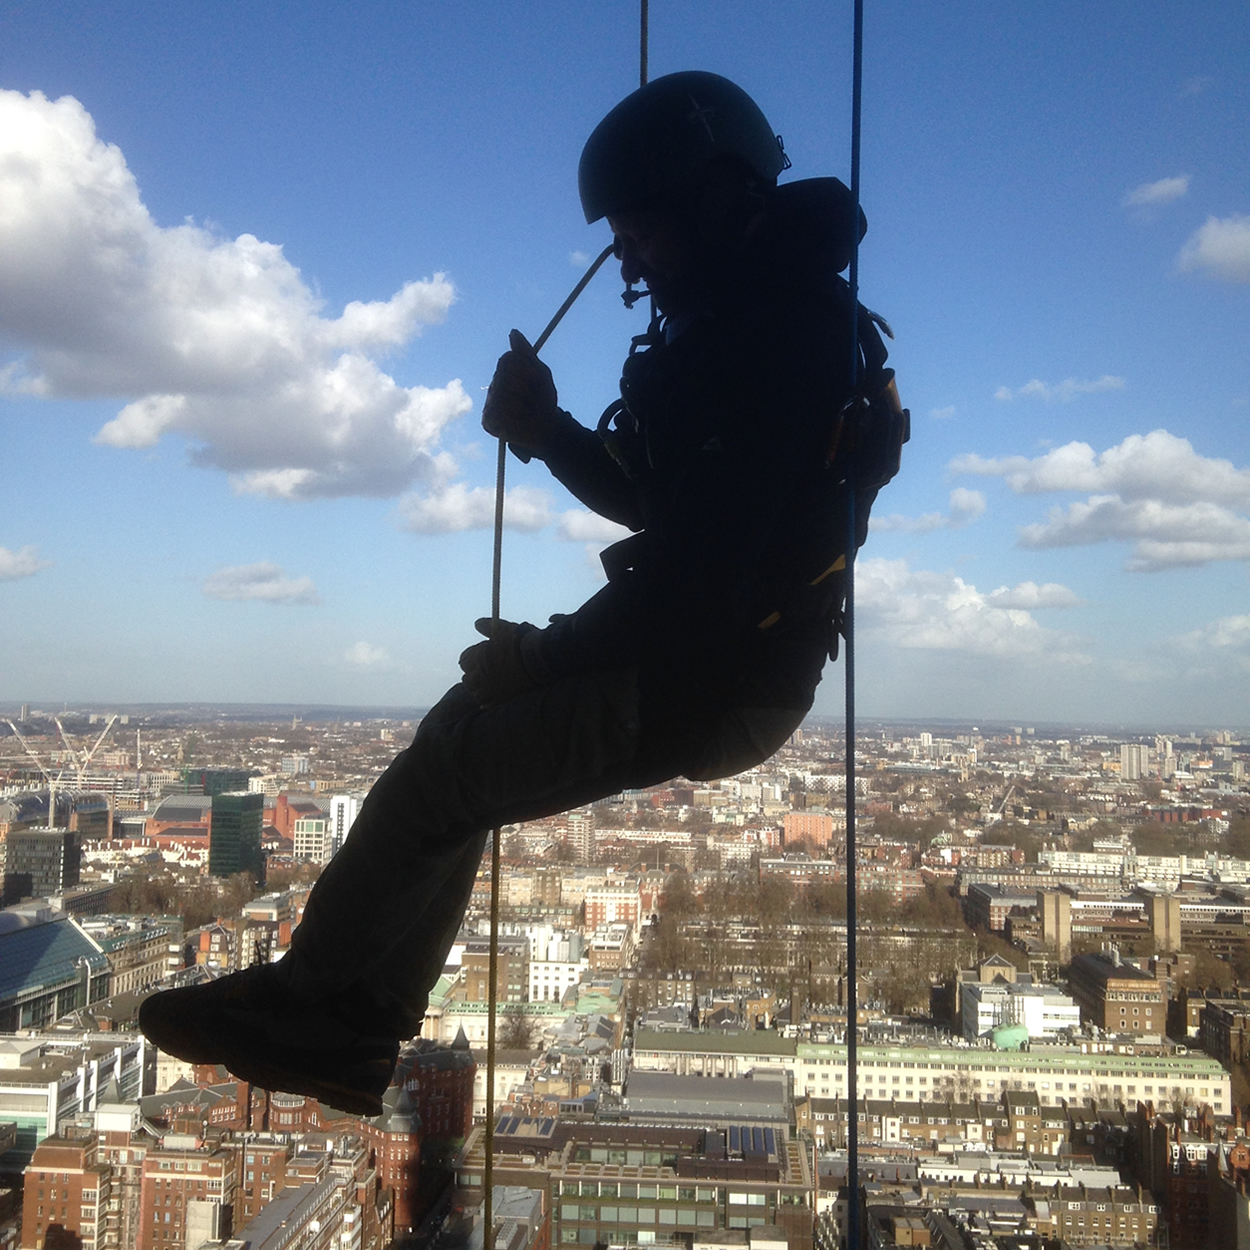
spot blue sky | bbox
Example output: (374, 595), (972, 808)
(1, 1), (1247, 727)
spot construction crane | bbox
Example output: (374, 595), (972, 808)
(6, 718), (67, 828)
(5, 714), (118, 828)
(54, 715), (118, 789)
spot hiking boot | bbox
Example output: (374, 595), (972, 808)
(139, 964), (399, 1117)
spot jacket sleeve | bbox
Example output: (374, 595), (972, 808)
(532, 409), (645, 531)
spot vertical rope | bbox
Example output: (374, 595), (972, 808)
(845, 3), (865, 1246)
(639, 0), (649, 87)
(481, 239), (614, 1243)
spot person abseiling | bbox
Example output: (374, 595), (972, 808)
(139, 70), (907, 1115)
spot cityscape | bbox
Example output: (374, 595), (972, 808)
(1, 703), (1248, 1249)
(2, 3), (1247, 1250)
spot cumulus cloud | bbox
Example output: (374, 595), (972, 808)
(1177, 214), (1250, 283)
(0, 545), (50, 580)
(203, 562), (319, 604)
(994, 376), (1125, 402)
(871, 488), (985, 534)
(986, 581), (1083, 609)
(1122, 175), (1189, 208)
(0, 88), (469, 499)
(397, 483), (554, 534)
(395, 483), (636, 548)
(953, 429), (1250, 570)
(345, 641), (393, 668)
(1020, 497), (1250, 570)
(569, 250), (592, 268)
(952, 430), (1250, 505)
(555, 510), (633, 543)
(929, 405), (956, 420)
(1175, 613), (1250, 673)
(855, 558), (1088, 662)
(1179, 613), (1250, 650)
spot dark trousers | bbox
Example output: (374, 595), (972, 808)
(281, 664), (810, 1039)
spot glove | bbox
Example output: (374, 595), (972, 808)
(481, 330), (565, 457)
(459, 617), (553, 707)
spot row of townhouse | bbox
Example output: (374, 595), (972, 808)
(798, 1090), (1070, 1155)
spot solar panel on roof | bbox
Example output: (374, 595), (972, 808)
(729, 1125), (740, 1152)
(751, 1127), (763, 1154)
(764, 1128), (776, 1155)
(541, 1117), (555, 1134)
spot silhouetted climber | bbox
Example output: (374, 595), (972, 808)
(140, 71), (906, 1115)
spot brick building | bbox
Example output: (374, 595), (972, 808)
(21, 1134), (111, 1250)
(463, 935), (528, 1004)
(584, 884), (642, 931)
(965, 882), (1038, 932)
(136, 1136), (237, 1250)
(398, 1034), (475, 1143)
(1201, 998), (1250, 1068)
(1068, 948), (1164, 1034)
(782, 812), (834, 848)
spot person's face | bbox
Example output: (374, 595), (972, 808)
(607, 209), (697, 312)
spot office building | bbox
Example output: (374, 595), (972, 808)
(209, 792), (265, 885)
(4, 827), (81, 902)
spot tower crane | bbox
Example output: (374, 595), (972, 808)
(54, 715), (118, 789)
(6, 719), (66, 828)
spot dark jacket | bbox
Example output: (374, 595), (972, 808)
(534, 179), (875, 710)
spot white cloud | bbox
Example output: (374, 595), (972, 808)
(1122, 175), (1189, 208)
(345, 641), (393, 668)
(1175, 613), (1250, 673)
(986, 581), (1082, 609)
(569, 250), (592, 268)
(0, 545), (50, 580)
(1179, 613), (1250, 650)
(395, 484), (637, 546)
(1020, 496), (1250, 570)
(953, 430), (1250, 570)
(202, 562), (320, 604)
(1177, 214), (1250, 283)
(855, 558), (1089, 662)
(0, 89), (469, 499)
(870, 488), (985, 534)
(929, 405), (956, 420)
(555, 509), (633, 543)
(396, 483), (553, 534)
(994, 376), (1125, 402)
(952, 429), (1250, 506)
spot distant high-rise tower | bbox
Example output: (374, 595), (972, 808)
(329, 793), (364, 860)
(209, 792), (265, 885)
(1120, 743), (1149, 781)
(1040, 891), (1072, 965)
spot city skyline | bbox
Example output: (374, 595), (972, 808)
(1, 1), (1247, 723)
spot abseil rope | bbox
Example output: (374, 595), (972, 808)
(483, 241), (614, 1238)
(845, 2), (865, 1247)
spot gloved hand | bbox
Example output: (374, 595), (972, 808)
(459, 617), (553, 707)
(481, 330), (565, 457)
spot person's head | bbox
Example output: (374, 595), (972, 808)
(579, 72), (787, 311)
